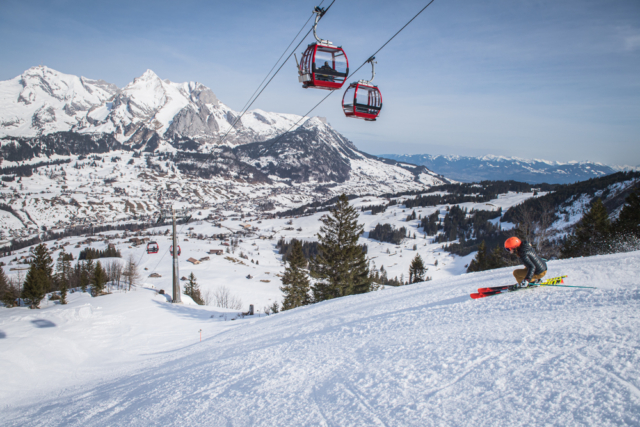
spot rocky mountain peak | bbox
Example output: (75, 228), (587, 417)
(134, 69), (160, 82)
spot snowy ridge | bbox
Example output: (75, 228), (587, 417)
(0, 66), (306, 147)
(612, 164), (640, 172)
(381, 153), (619, 184)
(1, 250), (639, 426)
(0, 66), (117, 138)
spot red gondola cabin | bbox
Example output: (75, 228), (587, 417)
(298, 43), (349, 90)
(146, 241), (159, 254)
(342, 82), (382, 121)
(170, 245), (181, 256)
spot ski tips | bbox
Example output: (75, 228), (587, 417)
(470, 292), (488, 299)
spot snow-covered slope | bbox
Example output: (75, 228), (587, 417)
(381, 154), (617, 184)
(1, 250), (639, 426)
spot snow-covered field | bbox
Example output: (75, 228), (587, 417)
(1, 249), (639, 426)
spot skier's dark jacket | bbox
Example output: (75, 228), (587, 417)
(516, 240), (547, 281)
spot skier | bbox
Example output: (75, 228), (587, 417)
(504, 237), (547, 288)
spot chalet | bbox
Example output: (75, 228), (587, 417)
(187, 257), (200, 265)
(208, 249), (224, 255)
(148, 273), (162, 278)
(199, 256), (210, 262)
(128, 237), (148, 245)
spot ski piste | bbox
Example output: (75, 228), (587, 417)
(470, 275), (568, 300)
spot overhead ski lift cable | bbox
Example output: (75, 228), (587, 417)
(193, 0), (436, 213)
(157, 0), (336, 193)
(266, 0), (437, 145)
(236, 1), (326, 117)
(216, 0), (337, 148)
(143, 2), (336, 278)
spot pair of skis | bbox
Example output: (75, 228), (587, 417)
(470, 275), (572, 299)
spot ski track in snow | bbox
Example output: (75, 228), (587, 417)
(1, 252), (639, 426)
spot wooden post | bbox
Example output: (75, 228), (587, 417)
(249, 304), (254, 316)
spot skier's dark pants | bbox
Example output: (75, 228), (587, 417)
(513, 269), (546, 284)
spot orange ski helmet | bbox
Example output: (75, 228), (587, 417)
(504, 237), (522, 251)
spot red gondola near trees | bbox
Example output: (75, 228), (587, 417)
(342, 57), (382, 121)
(296, 7), (349, 90)
(146, 241), (159, 254)
(170, 245), (181, 256)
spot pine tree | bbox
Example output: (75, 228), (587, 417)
(92, 261), (107, 296)
(269, 301), (280, 314)
(408, 254), (426, 283)
(613, 192), (640, 237)
(561, 198), (611, 258)
(31, 243), (53, 292)
(0, 267), (19, 308)
(55, 251), (73, 292)
(60, 283), (68, 305)
(280, 239), (311, 310)
(487, 245), (507, 270)
(311, 194), (371, 302)
(22, 266), (47, 308)
(184, 272), (204, 305)
(467, 240), (488, 272)
(81, 259), (95, 292)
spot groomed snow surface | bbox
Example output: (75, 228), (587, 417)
(1, 251), (639, 426)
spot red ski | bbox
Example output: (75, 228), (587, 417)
(471, 276), (568, 300)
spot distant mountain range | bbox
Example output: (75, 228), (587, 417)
(379, 154), (636, 184)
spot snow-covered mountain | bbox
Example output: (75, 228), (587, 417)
(380, 154), (617, 184)
(0, 66), (449, 239)
(0, 66), (117, 137)
(0, 66), (308, 147)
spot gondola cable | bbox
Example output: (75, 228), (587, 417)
(216, 0), (337, 147)
(265, 0), (437, 145)
(235, 0), (329, 122)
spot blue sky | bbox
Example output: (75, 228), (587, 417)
(1, 0), (639, 166)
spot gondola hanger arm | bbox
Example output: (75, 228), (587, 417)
(312, 6), (332, 45)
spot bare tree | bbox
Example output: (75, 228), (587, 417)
(212, 286), (242, 310)
(122, 254), (140, 291)
(113, 261), (123, 289)
(105, 260), (123, 291)
(202, 288), (213, 306)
